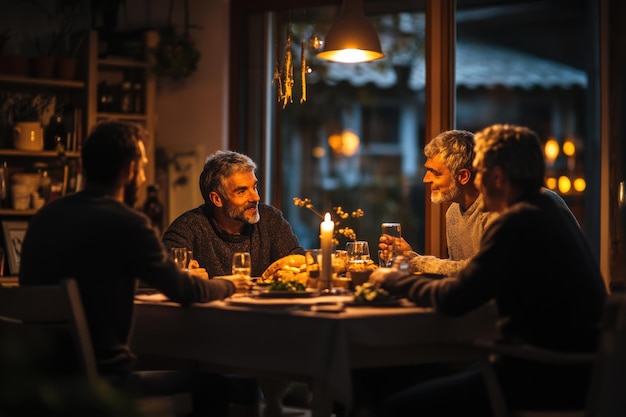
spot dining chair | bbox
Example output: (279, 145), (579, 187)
(0, 279), (192, 417)
(475, 293), (626, 417)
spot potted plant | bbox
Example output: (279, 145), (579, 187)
(27, 0), (84, 79)
(153, 0), (201, 80)
(1, 92), (53, 151)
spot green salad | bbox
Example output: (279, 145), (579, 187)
(268, 279), (306, 292)
(353, 282), (393, 302)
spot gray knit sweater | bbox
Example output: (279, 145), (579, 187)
(163, 203), (305, 277)
(410, 188), (575, 275)
(410, 194), (497, 275)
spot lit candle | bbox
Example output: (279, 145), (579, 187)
(320, 212), (334, 290)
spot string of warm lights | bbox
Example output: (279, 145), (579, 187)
(544, 136), (585, 194)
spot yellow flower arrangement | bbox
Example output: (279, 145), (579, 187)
(293, 197), (364, 246)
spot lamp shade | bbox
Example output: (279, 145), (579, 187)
(317, 0), (384, 63)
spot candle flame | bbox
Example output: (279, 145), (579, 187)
(325, 212), (331, 221)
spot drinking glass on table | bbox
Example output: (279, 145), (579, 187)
(346, 241), (370, 270)
(232, 252), (252, 280)
(171, 247), (189, 270)
(380, 222), (401, 267)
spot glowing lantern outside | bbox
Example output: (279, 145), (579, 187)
(558, 176), (572, 194)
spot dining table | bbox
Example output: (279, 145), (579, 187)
(131, 290), (499, 417)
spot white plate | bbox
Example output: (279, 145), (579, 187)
(256, 289), (317, 298)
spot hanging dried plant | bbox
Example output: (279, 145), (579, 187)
(300, 40), (307, 104)
(272, 25), (308, 108)
(282, 33), (294, 108)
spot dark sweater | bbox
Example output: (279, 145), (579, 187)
(384, 191), (607, 351)
(162, 203), (305, 277)
(19, 190), (236, 379)
(381, 191), (607, 408)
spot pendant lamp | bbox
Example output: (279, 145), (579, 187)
(317, 0), (384, 63)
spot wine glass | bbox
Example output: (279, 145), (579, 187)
(381, 222), (401, 267)
(232, 252), (252, 280)
(345, 241), (370, 271)
(171, 247), (189, 270)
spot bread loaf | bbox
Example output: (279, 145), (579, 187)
(261, 254), (307, 283)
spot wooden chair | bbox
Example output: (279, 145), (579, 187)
(0, 279), (191, 417)
(476, 293), (626, 417)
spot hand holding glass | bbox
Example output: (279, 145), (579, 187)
(232, 252), (252, 279)
(380, 222), (401, 266)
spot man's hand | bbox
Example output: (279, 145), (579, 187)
(186, 259), (209, 279)
(216, 275), (251, 293)
(378, 235), (414, 257)
(187, 267), (208, 280)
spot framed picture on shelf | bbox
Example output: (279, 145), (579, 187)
(2, 220), (28, 275)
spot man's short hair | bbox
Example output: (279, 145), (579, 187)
(82, 121), (143, 187)
(424, 130), (475, 176)
(199, 150), (256, 204)
(473, 124), (545, 192)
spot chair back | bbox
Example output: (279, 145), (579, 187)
(478, 292), (626, 417)
(0, 278), (99, 386)
(586, 292), (626, 417)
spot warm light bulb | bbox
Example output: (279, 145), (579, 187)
(308, 34), (324, 51)
(573, 177), (586, 192)
(563, 140), (576, 156)
(319, 49), (383, 64)
(313, 146), (326, 158)
(544, 138), (560, 161)
(328, 134), (343, 153)
(340, 130), (360, 156)
(546, 177), (557, 190)
(558, 176), (572, 193)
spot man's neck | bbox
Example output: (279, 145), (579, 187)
(458, 187), (480, 212)
(84, 183), (124, 202)
(213, 211), (244, 235)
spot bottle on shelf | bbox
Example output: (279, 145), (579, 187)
(45, 111), (68, 152)
(133, 81), (144, 113)
(0, 161), (7, 209)
(142, 184), (164, 235)
(120, 81), (133, 113)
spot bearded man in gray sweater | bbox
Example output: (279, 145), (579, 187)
(379, 129), (575, 276)
(163, 150), (305, 278)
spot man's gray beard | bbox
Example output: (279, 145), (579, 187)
(430, 181), (459, 204)
(226, 202), (260, 224)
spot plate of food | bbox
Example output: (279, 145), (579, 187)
(349, 282), (401, 306)
(345, 298), (402, 307)
(256, 289), (318, 298)
(253, 276), (318, 298)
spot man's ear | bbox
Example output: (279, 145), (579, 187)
(457, 168), (472, 186)
(209, 191), (223, 207)
(491, 166), (506, 188)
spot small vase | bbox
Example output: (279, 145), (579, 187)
(56, 57), (78, 80)
(13, 121), (44, 151)
(32, 56), (56, 79)
(1, 55), (29, 75)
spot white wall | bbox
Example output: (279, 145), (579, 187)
(156, 0), (230, 223)
(121, 0), (230, 223)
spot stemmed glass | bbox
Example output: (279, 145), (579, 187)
(232, 252), (252, 280)
(380, 222), (401, 267)
(345, 241), (370, 270)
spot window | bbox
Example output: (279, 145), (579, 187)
(230, 0), (601, 263)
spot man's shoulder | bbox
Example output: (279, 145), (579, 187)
(170, 206), (207, 223)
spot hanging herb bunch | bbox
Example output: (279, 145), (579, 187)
(154, 0), (201, 80)
(273, 23), (309, 108)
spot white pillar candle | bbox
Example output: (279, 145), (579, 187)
(320, 212), (334, 290)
